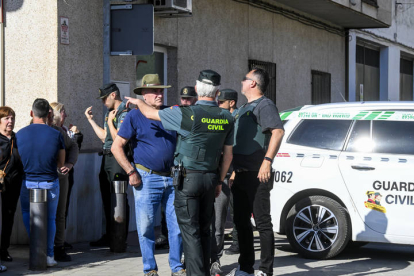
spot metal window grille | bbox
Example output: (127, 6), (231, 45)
(401, 58), (413, 75)
(248, 60), (276, 103)
(362, 0), (378, 8)
(311, 70), (331, 104)
(400, 58), (413, 101)
(356, 45), (380, 68)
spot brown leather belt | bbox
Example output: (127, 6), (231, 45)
(135, 164), (171, 177)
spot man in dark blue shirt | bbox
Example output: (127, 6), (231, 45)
(111, 74), (185, 276)
(16, 98), (65, 267)
(125, 70), (234, 276)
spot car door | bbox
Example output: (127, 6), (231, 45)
(339, 120), (414, 237)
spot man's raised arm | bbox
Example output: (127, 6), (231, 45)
(125, 97), (161, 121)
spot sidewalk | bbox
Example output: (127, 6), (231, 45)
(3, 232), (414, 276)
(2, 230), (246, 275)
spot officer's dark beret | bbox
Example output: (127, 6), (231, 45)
(198, 70), (221, 86)
(180, 86), (197, 98)
(218, 89), (238, 101)
(97, 83), (119, 99)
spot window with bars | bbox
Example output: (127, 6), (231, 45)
(355, 44), (380, 101)
(248, 60), (276, 103)
(362, 0), (378, 8)
(311, 70), (331, 104)
(400, 58), (413, 101)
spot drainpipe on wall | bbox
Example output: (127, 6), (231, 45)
(0, 0), (4, 106)
(103, 0), (110, 119)
(345, 29), (349, 101)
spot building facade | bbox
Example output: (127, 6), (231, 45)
(348, 0), (414, 102)
(4, 0), (391, 243)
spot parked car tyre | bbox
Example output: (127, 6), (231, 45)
(285, 196), (351, 259)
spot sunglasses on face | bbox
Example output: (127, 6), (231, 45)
(242, 76), (254, 82)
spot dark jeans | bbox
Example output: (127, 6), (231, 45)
(99, 154), (130, 238)
(228, 189), (239, 245)
(210, 177), (231, 263)
(1, 174), (22, 251)
(232, 171), (274, 275)
(174, 172), (218, 276)
(65, 167), (75, 227)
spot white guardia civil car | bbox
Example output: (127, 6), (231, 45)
(271, 101), (414, 259)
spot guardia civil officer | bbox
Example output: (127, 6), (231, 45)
(210, 89), (239, 275)
(217, 89), (238, 116)
(84, 83), (130, 248)
(180, 86), (198, 106)
(125, 70), (234, 276)
(217, 89), (240, 256)
(226, 69), (284, 276)
(155, 85), (197, 250)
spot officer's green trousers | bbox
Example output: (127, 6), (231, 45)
(174, 172), (218, 276)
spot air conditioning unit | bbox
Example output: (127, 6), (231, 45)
(154, 0), (192, 17)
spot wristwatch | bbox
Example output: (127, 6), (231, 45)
(264, 157), (273, 163)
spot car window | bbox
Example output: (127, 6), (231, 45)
(373, 121), (414, 155)
(346, 120), (371, 152)
(287, 119), (352, 150)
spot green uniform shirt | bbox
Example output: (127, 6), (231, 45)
(103, 101), (128, 149)
(159, 100), (234, 170)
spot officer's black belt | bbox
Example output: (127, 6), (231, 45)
(185, 169), (218, 174)
(135, 164), (171, 177)
(235, 168), (249, 173)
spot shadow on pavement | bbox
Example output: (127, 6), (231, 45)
(221, 235), (413, 276)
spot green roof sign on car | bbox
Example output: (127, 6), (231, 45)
(279, 110), (414, 121)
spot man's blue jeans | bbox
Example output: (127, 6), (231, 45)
(20, 179), (60, 257)
(133, 168), (183, 274)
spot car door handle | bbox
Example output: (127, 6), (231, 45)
(351, 165), (375, 170)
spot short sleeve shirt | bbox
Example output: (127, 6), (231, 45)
(252, 97), (283, 133)
(159, 100), (234, 146)
(117, 107), (176, 172)
(233, 96), (284, 171)
(103, 101), (128, 149)
(16, 124), (65, 181)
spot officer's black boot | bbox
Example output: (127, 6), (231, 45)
(54, 246), (71, 262)
(89, 234), (110, 247)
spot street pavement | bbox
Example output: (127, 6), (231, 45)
(2, 231), (414, 275)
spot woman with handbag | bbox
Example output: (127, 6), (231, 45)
(0, 106), (23, 272)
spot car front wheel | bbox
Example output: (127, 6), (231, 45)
(285, 196), (351, 259)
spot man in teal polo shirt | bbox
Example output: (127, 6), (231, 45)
(124, 70), (234, 276)
(84, 83), (129, 248)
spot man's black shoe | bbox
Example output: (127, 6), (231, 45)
(155, 235), (169, 249)
(89, 235), (110, 247)
(54, 246), (72, 262)
(64, 241), (73, 250)
(225, 243), (240, 255)
(0, 250), (12, 262)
